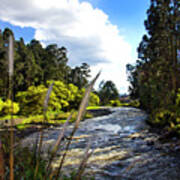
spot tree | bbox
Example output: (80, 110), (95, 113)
(0, 30), (8, 99)
(44, 44), (69, 82)
(127, 0), (180, 112)
(98, 80), (119, 105)
(67, 63), (91, 89)
(0, 32), (72, 98)
(14, 38), (42, 93)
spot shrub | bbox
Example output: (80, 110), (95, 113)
(67, 83), (78, 102)
(68, 87), (100, 110)
(0, 98), (4, 113)
(0, 99), (20, 115)
(47, 80), (70, 110)
(89, 92), (100, 106)
(16, 81), (101, 115)
(129, 100), (140, 108)
(150, 109), (175, 126)
(109, 99), (122, 107)
(16, 85), (62, 115)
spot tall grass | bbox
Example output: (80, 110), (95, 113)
(34, 82), (55, 179)
(2, 34), (100, 179)
(54, 72), (100, 179)
(75, 139), (94, 180)
(8, 35), (14, 180)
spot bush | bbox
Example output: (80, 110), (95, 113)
(129, 100), (140, 108)
(47, 80), (70, 110)
(16, 85), (62, 115)
(68, 87), (100, 110)
(0, 99), (20, 115)
(89, 92), (100, 106)
(16, 81), (101, 115)
(109, 99), (122, 107)
(0, 98), (4, 112)
(150, 109), (175, 127)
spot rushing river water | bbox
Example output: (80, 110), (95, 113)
(24, 107), (180, 180)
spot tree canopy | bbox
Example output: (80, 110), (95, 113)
(98, 80), (119, 105)
(127, 0), (180, 130)
(0, 28), (92, 101)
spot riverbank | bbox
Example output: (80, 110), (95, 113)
(20, 107), (180, 180)
(2, 107), (180, 179)
(0, 107), (113, 139)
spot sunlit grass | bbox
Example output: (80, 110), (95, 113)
(86, 106), (109, 110)
(0, 115), (20, 121)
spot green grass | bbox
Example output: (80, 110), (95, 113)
(86, 106), (107, 110)
(0, 110), (94, 130)
(0, 115), (20, 120)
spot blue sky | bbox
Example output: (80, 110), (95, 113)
(0, 0), (150, 94)
(80, 0), (150, 59)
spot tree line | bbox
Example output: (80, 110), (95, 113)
(0, 28), (121, 116)
(0, 28), (91, 100)
(127, 0), (180, 133)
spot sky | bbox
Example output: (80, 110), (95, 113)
(0, 0), (150, 94)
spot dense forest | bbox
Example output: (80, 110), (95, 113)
(0, 28), (124, 118)
(0, 28), (92, 96)
(127, 0), (180, 133)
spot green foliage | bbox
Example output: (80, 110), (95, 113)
(109, 99), (122, 107)
(67, 63), (91, 89)
(16, 80), (100, 115)
(0, 27), (97, 116)
(0, 99), (20, 115)
(108, 99), (140, 108)
(89, 92), (100, 106)
(15, 111), (93, 128)
(0, 98), (4, 112)
(128, 100), (140, 108)
(0, 28), (93, 100)
(1, 132), (49, 179)
(16, 85), (48, 115)
(127, 0), (180, 110)
(16, 84), (63, 115)
(0, 27), (98, 180)
(47, 80), (70, 110)
(150, 109), (175, 127)
(146, 89), (180, 134)
(98, 80), (119, 105)
(176, 89), (180, 108)
(127, 0), (180, 132)
(86, 106), (101, 110)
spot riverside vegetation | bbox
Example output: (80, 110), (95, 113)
(0, 28), (136, 127)
(127, 0), (180, 135)
(0, 33), (101, 179)
(0, 28), (134, 179)
(0, 0), (180, 179)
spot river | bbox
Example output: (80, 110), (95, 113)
(23, 107), (180, 180)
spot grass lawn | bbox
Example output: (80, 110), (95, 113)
(0, 110), (93, 130)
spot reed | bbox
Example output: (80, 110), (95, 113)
(75, 139), (94, 180)
(46, 113), (72, 178)
(3, 33), (100, 179)
(54, 72), (100, 179)
(8, 35), (14, 180)
(34, 82), (54, 179)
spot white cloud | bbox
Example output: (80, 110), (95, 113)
(0, 0), (134, 94)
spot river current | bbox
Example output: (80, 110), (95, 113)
(23, 107), (180, 180)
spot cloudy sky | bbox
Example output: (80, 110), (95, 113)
(0, 0), (149, 94)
